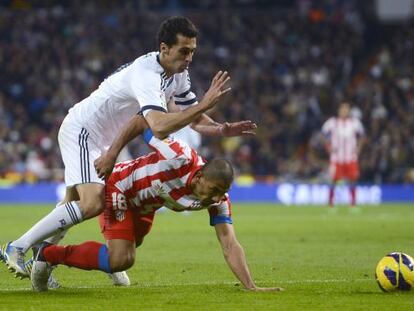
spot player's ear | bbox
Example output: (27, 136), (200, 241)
(160, 42), (169, 55)
(194, 170), (203, 181)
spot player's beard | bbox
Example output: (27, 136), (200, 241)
(180, 61), (190, 71)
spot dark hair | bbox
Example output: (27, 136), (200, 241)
(201, 159), (234, 186)
(157, 16), (198, 47)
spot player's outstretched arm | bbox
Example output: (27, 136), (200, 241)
(145, 71), (231, 139)
(94, 115), (148, 179)
(191, 114), (257, 137)
(214, 223), (283, 292)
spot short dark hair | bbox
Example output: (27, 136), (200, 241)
(157, 16), (198, 47)
(201, 159), (234, 186)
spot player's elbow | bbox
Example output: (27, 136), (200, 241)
(145, 115), (170, 139)
(146, 120), (169, 139)
(151, 127), (169, 140)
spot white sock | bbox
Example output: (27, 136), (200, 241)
(11, 202), (83, 253)
(44, 228), (69, 245)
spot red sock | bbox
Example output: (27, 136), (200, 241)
(329, 186), (335, 207)
(350, 186), (356, 206)
(43, 241), (111, 272)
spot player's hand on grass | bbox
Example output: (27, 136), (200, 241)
(219, 120), (257, 136)
(94, 152), (117, 180)
(202, 71), (231, 109)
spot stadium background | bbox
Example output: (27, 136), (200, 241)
(0, 0), (414, 202)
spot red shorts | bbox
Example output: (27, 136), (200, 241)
(99, 182), (155, 243)
(329, 161), (359, 182)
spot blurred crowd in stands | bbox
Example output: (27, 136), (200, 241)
(0, 0), (413, 184)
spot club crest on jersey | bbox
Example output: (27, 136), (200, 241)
(115, 210), (126, 222)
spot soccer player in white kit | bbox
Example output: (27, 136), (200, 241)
(322, 102), (365, 207)
(1, 16), (257, 282)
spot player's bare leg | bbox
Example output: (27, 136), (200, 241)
(73, 183), (106, 219)
(106, 239), (136, 272)
(329, 182), (336, 208)
(348, 180), (357, 207)
(105, 239), (135, 286)
(350, 186), (356, 207)
(328, 163), (337, 208)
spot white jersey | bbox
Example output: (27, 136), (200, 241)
(170, 126), (202, 150)
(67, 51), (198, 147)
(322, 117), (364, 163)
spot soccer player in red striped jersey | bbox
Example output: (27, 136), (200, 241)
(322, 102), (365, 207)
(30, 129), (283, 293)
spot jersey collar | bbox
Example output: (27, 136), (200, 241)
(154, 52), (165, 74)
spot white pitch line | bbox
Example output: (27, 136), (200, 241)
(283, 278), (370, 284)
(0, 278), (371, 292)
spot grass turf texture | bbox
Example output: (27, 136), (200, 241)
(0, 203), (413, 311)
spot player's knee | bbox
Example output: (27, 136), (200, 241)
(78, 190), (105, 219)
(85, 201), (105, 218)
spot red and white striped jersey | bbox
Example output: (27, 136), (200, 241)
(322, 117), (364, 163)
(107, 129), (232, 226)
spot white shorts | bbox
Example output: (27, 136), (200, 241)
(58, 117), (106, 187)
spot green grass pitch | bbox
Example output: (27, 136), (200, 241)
(0, 203), (413, 310)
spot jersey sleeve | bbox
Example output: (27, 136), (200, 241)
(321, 118), (333, 136)
(354, 118), (364, 136)
(208, 194), (233, 226)
(130, 68), (168, 116)
(173, 70), (198, 110)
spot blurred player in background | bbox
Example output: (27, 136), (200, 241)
(30, 129), (282, 293)
(1, 16), (256, 282)
(322, 102), (365, 207)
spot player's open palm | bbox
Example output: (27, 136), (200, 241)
(220, 121), (257, 136)
(202, 71), (231, 109)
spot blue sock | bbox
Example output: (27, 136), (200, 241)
(98, 245), (111, 273)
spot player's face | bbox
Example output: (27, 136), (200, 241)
(192, 174), (230, 206)
(338, 103), (350, 119)
(161, 34), (196, 74)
